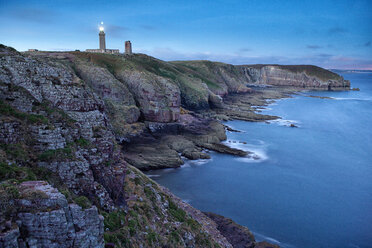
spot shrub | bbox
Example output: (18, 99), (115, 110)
(147, 231), (158, 246)
(38, 147), (73, 161)
(74, 196), (91, 209)
(103, 211), (126, 231)
(170, 230), (180, 243)
(0, 144), (29, 163)
(0, 100), (48, 124)
(168, 199), (186, 222)
(75, 138), (90, 148)
(0, 162), (36, 181)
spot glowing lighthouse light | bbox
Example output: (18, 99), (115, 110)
(99, 22), (104, 32)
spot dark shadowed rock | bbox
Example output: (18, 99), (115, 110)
(204, 212), (256, 248)
(204, 212), (280, 248)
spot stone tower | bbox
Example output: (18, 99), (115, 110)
(125, 41), (132, 55)
(99, 25), (106, 51)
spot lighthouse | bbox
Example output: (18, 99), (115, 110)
(99, 22), (106, 51)
(86, 22), (120, 54)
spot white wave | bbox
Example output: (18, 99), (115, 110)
(348, 243), (361, 248)
(333, 97), (372, 101)
(253, 232), (281, 244)
(146, 174), (161, 178)
(180, 163), (191, 168)
(223, 140), (269, 163)
(181, 199), (191, 204)
(182, 158), (212, 167)
(268, 118), (300, 127)
(253, 232), (297, 248)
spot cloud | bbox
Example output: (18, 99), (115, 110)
(239, 48), (251, 53)
(140, 25), (156, 30)
(307, 45), (322, 49)
(365, 41), (371, 47)
(327, 27), (347, 35)
(105, 25), (129, 38)
(317, 53), (333, 58)
(10, 7), (55, 23)
(137, 47), (372, 70)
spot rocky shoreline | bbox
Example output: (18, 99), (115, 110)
(0, 44), (350, 247)
(122, 86), (302, 170)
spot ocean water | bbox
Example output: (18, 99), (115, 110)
(146, 73), (372, 248)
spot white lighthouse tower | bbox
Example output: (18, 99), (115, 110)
(99, 22), (106, 52)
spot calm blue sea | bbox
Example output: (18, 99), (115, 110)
(146, 73), (372, 248)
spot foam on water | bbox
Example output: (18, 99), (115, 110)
(223, 139), (269, 163)
(333, 97), (372, 101)
(147, 174), (161, 178)
(253, 232), (297, 248)
(268, 118), (300, 127)
(181, 199), (192, 204)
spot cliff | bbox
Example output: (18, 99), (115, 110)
(0, 44), (349, 247)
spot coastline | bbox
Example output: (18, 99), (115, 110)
(0, 45), (353, 247)
(141, 86), (348, 247)
(124, 86), (303, 170)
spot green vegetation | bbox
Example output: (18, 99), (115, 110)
(0, 44), (18, 53)
(102, 211), (127, 231)
(147, 231), (158, 246)
(0, 162), (37, 182)
(74, 196), (92, 209)
(0, 100), (48, 124)
(32, 101), (76, 126)
(242, 64), (342, 81)
(0, 143), (29, 163)
(38, 146), (73, 161)
(0, 182), (20, 198)
(75, 138), (90, 148)
(170, 230), (181, 243)
(168, 199), (186, 222)
(0, 182), (20, 219)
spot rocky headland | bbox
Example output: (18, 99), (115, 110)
(0, 44), (349, 247)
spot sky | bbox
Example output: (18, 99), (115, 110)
(0, 0), (371, 69)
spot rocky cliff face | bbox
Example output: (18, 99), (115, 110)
(172, 61), (350, 91)
(0, 44), (349, 247)
(237, 64), (350, 89)
(0, 46), (127, 211)
(0, 181), (104, 248)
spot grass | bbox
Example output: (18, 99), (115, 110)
(241, 64), (342, 81)
(102, 211), (127, 231)
(147, 231), (158, 246)
(33, 101), (76, 126)
(74, 196), (92, 209)
(75, 138), (90, 148)
(38, 145), (73, 161)
(0, 100), (48, 124)
(0, 162), (37, 182)
(0, 143), (29, 163)
(168, 199), (186, 222)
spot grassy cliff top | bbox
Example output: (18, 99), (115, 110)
(239, 64), (342, 81)
(172, 60), (342, 81)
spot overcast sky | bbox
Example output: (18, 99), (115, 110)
(1, 0), (371, 69)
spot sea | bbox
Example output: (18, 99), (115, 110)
(145, 72), (372, 248)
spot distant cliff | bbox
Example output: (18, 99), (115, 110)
(0, 44), (348, 247)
